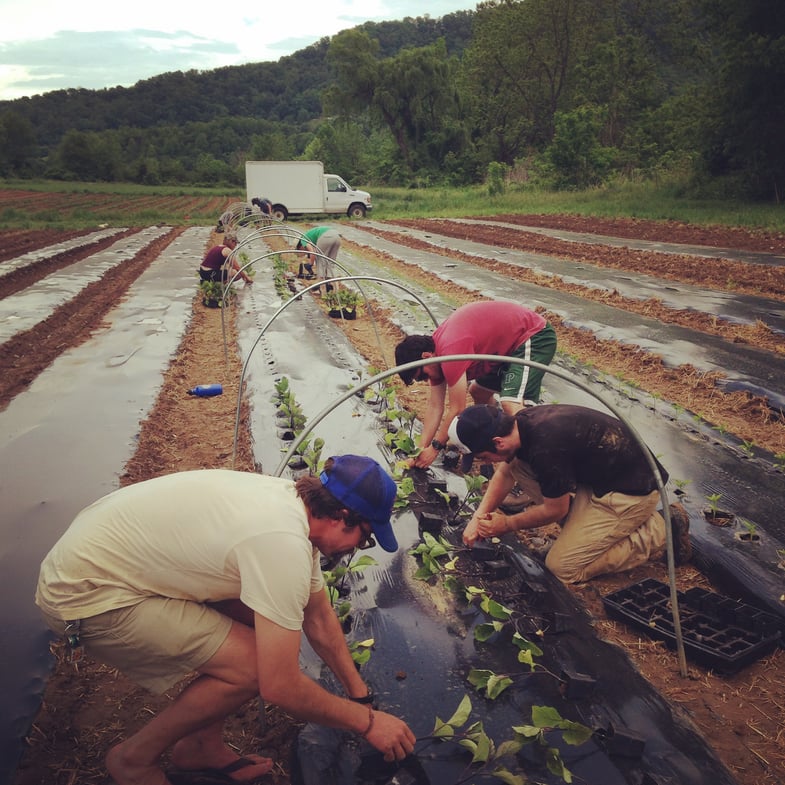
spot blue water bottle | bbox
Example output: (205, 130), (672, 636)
(187, 383), (223, 397)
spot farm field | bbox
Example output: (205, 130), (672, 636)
(2, 197), (784, 785)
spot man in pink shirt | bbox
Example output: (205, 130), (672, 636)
(394, 300), (556, 470)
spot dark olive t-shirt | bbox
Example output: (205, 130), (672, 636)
(514, 405), (668, 499)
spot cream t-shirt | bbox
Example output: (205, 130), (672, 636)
(36, 470), (323, 630)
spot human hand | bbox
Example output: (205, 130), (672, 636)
(477, 511), (510, 539)
(365, 710), (416, 762)
(462, 516), (481, 547)
(412, 445), (438, 469)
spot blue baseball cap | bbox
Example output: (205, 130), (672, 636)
(320, 455), (399, 552)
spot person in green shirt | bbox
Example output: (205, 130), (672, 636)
(296, 226), (342, 293)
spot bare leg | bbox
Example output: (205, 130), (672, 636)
(468, 381), (496, 406)
(105, 622), (271, 785)
(500, 399), (524, 415)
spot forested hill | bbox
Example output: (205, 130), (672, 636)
(0, 13), (475, 147)
(1, 0), (782, 201)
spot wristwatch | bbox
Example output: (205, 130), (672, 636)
(431, 439), (446, 451)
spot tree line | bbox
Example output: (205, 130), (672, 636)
(0, 0), (782, 201)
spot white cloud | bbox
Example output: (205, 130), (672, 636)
(0, 0), (478, 100)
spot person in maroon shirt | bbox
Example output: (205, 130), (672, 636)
(199, 232), (252, 285)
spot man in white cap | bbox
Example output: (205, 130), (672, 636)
(449, 404), (691, 584)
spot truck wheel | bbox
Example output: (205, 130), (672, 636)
(347, 203), (366, 219)
(272, 205), (288, 221)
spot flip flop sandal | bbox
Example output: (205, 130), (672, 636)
(167, 756), (268, 785)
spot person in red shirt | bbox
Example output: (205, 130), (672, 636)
(394, 301), (556, 469)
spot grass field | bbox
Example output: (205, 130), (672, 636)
(1, 177), (784, 233)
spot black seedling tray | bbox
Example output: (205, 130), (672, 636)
(602, 578), (782, 673)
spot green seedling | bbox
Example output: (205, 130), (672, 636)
(706, 492), (723, 515)
(348, 638), (374, 666)
(273, 376), (290, 400)
(324, 553), (378, 628)
(383, 407), (417, 436)
(393, 473), (416, 510)
(425, 696), (591, 784)
(298, 436), (325, 474)
(738, 518), (758, 538)
(384, 427), (418, 456)
(410, 531), (458, 580)
(199, 279), (235, 307)
(277, 392), (307, 432)
(449, 473), (485, 524)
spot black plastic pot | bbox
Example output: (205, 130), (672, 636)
(328, 308), (357, 320)
(417, 511), (443, 534)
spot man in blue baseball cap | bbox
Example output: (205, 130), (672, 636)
(35, 457), (413, 785)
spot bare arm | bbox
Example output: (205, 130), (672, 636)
(410, 381), (447, 468)
(463, 461), (516, 546)
(440, 374), (469, 443)
(254, 612), (416, 761)
(301, 587), (367, 699)
(412, 373), (471, 469)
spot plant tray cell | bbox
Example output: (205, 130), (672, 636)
(427, 477), (448, 494)
(417, 511), (443, 534)
(602, 578), (782, 673)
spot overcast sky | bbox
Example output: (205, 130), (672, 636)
(0, 0), (478, 102)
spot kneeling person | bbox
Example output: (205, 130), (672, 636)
(449, 404), (691, 583)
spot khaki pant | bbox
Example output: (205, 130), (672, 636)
(544, 486), (666, 583)
(40, 597), (233, 694)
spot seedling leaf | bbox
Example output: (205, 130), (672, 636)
(445, 694), (473, 728)
(512, 632), (543, 657)
(489, 767), (527, 785)
(474, 621), (505, 642)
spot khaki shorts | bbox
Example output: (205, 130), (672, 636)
(41, 597), (232, 694)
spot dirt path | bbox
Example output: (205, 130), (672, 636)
(6, 218), (785, 785)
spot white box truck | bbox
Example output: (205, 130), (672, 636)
(245, 160), (373, 221)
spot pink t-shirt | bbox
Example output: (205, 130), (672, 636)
(431, 301), (546, 386)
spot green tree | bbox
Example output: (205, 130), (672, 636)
(51, 129), (120, 181)
(0, 110), (37, 175)
(696, 0), (785, 200)
(463, 0), (595, 167)
(326, 32), (467, 181)
(542, 106), (616, 188)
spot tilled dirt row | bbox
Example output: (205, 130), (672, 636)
(0, 228), (182, 407)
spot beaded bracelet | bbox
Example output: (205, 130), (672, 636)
(359, 705), (375, 739)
